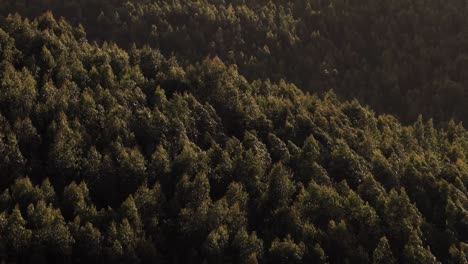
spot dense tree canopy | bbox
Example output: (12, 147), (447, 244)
(0, 13), (466, 263)
(1, 0), (467, 124)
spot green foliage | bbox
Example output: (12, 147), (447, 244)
(269, 235), (306, 264)
(403, 232), (439, 264)
(373, 236), (397, 264)
(3, 205), (32, 254)
(0, 12), (463, 263)
(3, 0), (468, 124)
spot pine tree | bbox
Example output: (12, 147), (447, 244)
(373, 236), (396, 264)
(403, 232), (439, 264)
(269, 235), (306, 264)
(5, 205), (31, 254)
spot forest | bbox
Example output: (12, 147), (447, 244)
(1, 0), (468, 124)
(0, 1), (466, 264)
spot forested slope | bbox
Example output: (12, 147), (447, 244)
(1, 0), (467, 123)
(0, 13), (466, 264)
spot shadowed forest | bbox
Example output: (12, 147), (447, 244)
(0, 1), (466, 263)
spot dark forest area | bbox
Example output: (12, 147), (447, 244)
(0, 1), (466, 264)
(1, 0), (467, 124)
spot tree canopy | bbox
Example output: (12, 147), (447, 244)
(1, 0), (467, 124)
(0, 8), (465, 264)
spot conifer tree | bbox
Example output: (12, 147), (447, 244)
(373, 236), (397, 264)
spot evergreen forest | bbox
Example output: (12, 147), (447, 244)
(0, 1), (466, 263)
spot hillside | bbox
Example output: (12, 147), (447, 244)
(1, 0), (467, 124)
(0, 13), (466, 263)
